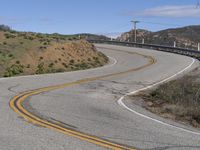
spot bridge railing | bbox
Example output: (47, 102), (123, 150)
(87, 39), (200, 60)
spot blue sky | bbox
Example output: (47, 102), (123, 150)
(0, 0), (200, 37)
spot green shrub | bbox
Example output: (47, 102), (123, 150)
(8, 54), (13, 58)
(4, 64), (24, 77)
(69, 59), (74, 64)
(55, 68), (65, 72)
(26, 64), (30, 68)
(62, 62), (68, 68)
(48, 63), (54, 68)
(36, 62), (45, 74)
(16, 60), (20, 64)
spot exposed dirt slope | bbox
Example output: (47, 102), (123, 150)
(0, 31), (108, 77)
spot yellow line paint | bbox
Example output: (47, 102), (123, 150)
(10, 48), (156, 150)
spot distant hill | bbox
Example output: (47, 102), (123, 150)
(0, 25), (11, 31)
(78, 33), (110, 40)
(117, 25), (200, 50)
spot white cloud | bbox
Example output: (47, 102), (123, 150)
(140, 5), (200, 17)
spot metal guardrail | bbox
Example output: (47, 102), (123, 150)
(88, 40), (200, 60)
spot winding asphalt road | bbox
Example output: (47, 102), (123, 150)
(0, 44), (200, 149)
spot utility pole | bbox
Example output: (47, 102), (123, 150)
(198, 43), (200, 51)
(131, 20), (139, 43)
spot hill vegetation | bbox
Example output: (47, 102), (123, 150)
(0, 26), (108, 77)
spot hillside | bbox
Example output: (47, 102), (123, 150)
(78, 33), (110, 40)
(0, 29), (108, 77)
(118, 25), (200, 50)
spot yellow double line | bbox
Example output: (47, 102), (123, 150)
(10, 48), (156, 150)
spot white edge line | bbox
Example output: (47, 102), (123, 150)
(118, 58), (200, 135)
(0, 56), (117, 81)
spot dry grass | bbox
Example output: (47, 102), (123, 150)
(135, 68), (200, 128)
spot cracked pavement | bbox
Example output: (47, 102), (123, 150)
(0, 44), (200, 149)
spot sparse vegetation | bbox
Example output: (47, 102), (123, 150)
(48, 63), (54, 68)
(8, 54), (13, 58)
(4, 64), (24, 77)
(136, 68), (200, 128)
(36, 62), (45, 74)
(69, 59), (75, 64)
(0, 25), (108, 77)
(26, 64), (30, 68)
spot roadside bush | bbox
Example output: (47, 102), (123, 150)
(8, 54), (13, 58)
(150, 76), (200, 106)
(55, 68), (65, 72)
(146, 73), (200, 126)
(39, 56), (44, 60)
(69, 59), (75, 64)
(48, 63), (54, 68)
(4, 64), (24, 77)
(36, 62), (45, 74)
(16, 60), (20, 64)
(62, 62), (68, 68)
(26, 64), (30, 68)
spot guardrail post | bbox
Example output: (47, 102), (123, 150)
(174, 41), (176, 48)
(88, 40), (199, 59)
(142, 39), (145, 44)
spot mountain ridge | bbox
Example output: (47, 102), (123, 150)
(117, 25), (200, 50)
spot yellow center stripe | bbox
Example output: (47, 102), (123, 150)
(10, 47), (156, 150)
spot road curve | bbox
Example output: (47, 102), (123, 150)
(0, 44), (200, 149)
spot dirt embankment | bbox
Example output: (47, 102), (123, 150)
(0, 31), (108, 77)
